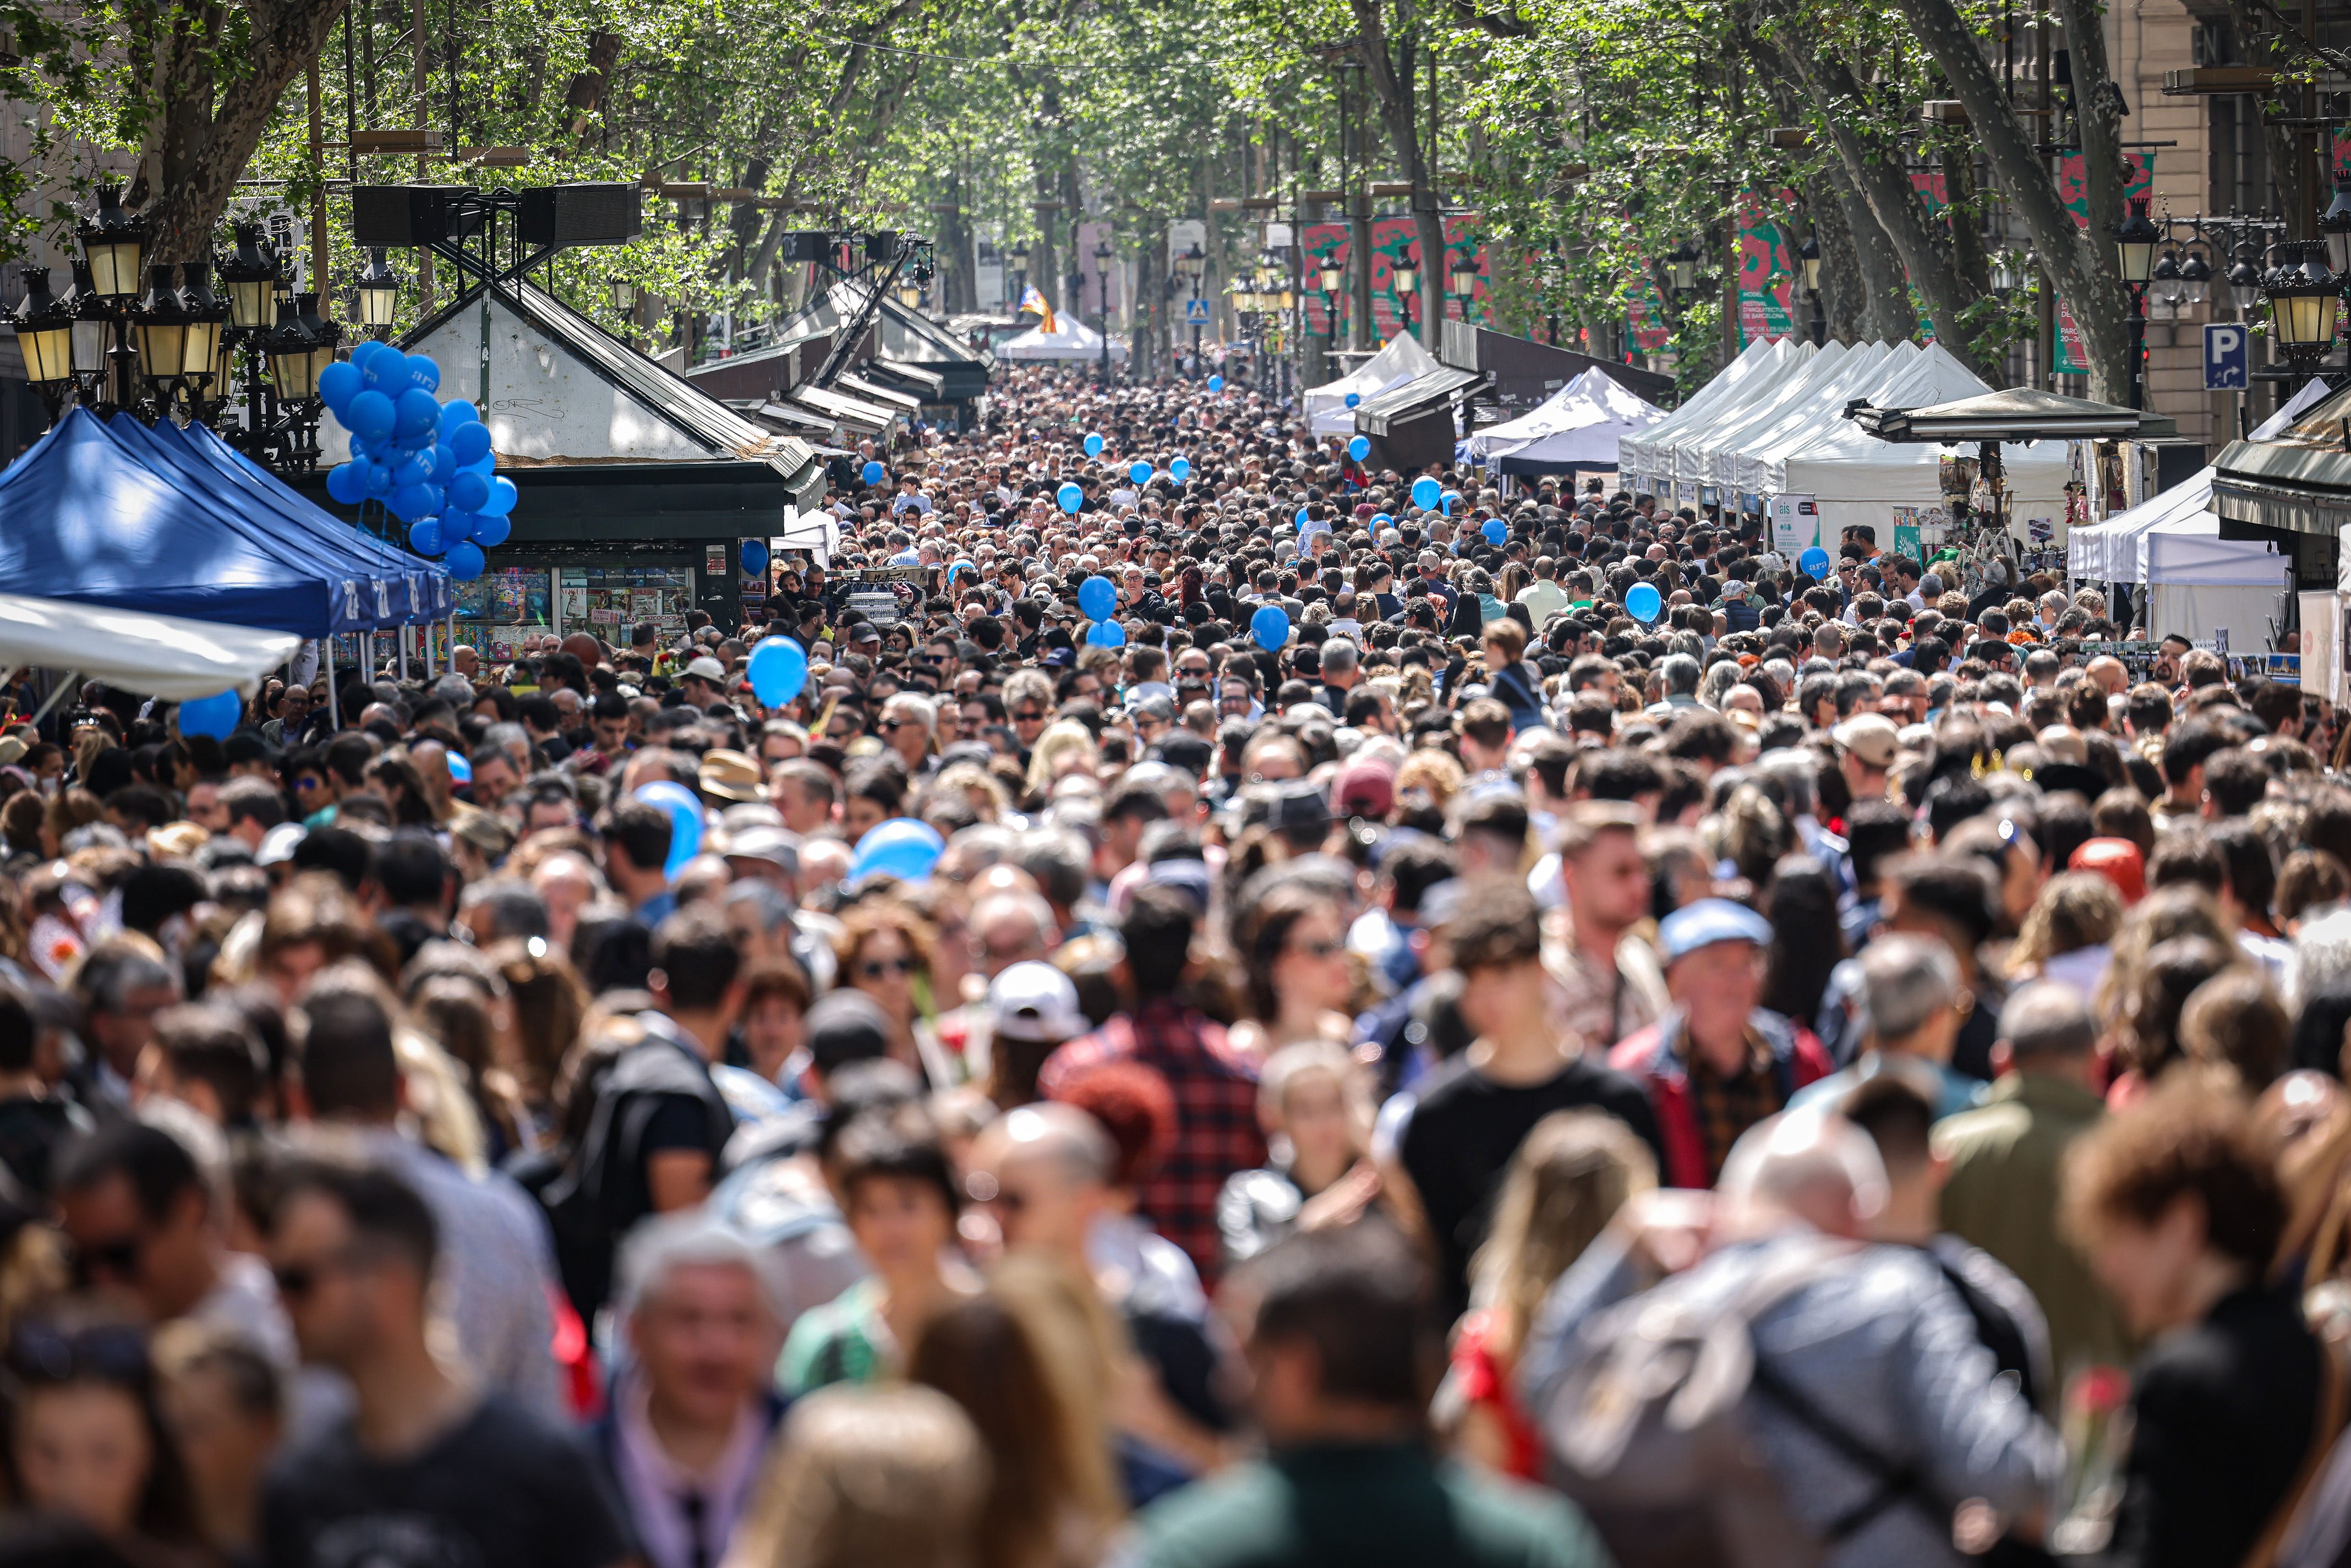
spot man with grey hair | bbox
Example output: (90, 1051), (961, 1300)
(1646, 653), (1702, 718)
(1933, 982), (2129, 1392)
(1791, 933), (1977, 1121)
(1521, 1108), (2064, 1568)
(1316, 637), (1359, 714)
(600, 1212), (789, 1568)
(878, 692), (936, 777)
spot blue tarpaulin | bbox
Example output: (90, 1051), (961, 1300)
(0, 407), (445, 638)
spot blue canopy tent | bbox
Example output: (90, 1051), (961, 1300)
(172, 424), (453, 624)
(103, 414), (410, 630)
(0, 407), (367, 638)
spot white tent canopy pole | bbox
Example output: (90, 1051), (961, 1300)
(0, 594), (300, 701)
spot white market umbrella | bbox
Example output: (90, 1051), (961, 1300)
(0, 594), (298, 699)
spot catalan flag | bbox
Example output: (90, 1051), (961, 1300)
(1018, 285), (1058, 335)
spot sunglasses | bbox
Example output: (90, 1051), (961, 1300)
(859, 956), (918, 980)
(69, 1235), (142, 1287)
(1013, 709), (1047, 723)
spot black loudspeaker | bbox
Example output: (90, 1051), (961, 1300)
(518, 183), (642, 247)
(778, 230), (834, 263)
(350, 186), (475, 245)
(865, 231), (902, 265)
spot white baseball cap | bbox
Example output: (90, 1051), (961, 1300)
(987, 961), (1087, 1043)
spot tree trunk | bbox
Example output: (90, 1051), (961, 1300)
(1352, 0), (1447, 348)
(1884, 0), (2131, 398)
(138, 0), (349, 262)
(1765, 30), (1991, 375)
(1816, 162), (1913, 342)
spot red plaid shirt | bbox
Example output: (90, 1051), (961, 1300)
(1039, 998), (1267, 1285)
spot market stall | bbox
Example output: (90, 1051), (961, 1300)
(2066, 468), (2289, 643)
(1461, 368), (1665, 475)
(997, 312), (1130, 363)
(1305, 332), (1440, 438)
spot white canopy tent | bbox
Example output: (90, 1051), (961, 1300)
(1620, 338), (1800, 494)
(1683, 341), (1874, 494)
(1461, 369), (1666, 471)
(998, 313), (1130, 363)
(1778, 343), (2070, 544)
(0, 594), (298, 699)
(1306, 332), (1440, 436)
(1667, 341), (1834, 496)
(2064, 468), (2287, 644)
(1720, 341), (1913, 496)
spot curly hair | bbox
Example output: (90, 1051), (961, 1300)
(2063, 1080), (2284, 1271)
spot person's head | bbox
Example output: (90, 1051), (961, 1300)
(1446, 874), (1546, 1036)
(1716, 1109), (1889, 1241)
(149, 1319), (283, 1550)
(968, 1101), (1114, 1261)
(2178, 969), (2290, 1094)
(1555, 801), (1649, 939)
(833, 1106), (961, 1280)
(1237, 883), (1351, 1024)
(56, 1124), (216, 1323)
(1836, 1073), (1943, 1244)
(1856, 932), (1964, 1064)
(834, 900), (936, 1029)
(1255, 1042), (1371, 1184)
(1468, 1111), (1656, 1356)
(726, 1385), (988, 1568)
(264, 1157), (438, 1374)
(2063, 1084), (2284, 1336)
(650, 904), (745, 1031)
(1992, 981), (2098, 1081)
(615, 1212), (785, 1432)
(1656, 898), (1770, 1046)
(6, 1318), (196, 1543)
(1237, 1223), (1435, 1445)
(1118, 884), (1195, 1003)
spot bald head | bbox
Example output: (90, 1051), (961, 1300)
(1717, 1111), (1889, 1241)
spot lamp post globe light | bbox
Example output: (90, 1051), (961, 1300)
(7, 184), (355, 474)
(2321, 182), (2351, 277)
(2179, 246), (2212, 306)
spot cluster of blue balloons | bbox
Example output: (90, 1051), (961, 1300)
(320, 343), (513, 583)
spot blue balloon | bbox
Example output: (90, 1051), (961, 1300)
(1087, 620), (1126, 648)
(392, 450), (435, 489)
(1057, 483), (1083, 515)
(746, 636), (810, 707)
(861, 460), (885, 486)
(428, 444), (456, 485)
(1626, 582), (1663, 624)
(318, 361), (362, 414)
(177, 690), (242, 740)
(408, 518), (445, 556)
(1410, 476), (1441, 511)
(1798, 547), (1831, 577)
(1481, 517), (1507, 544)
(445, 750), (472, 785)
(325, 462), (366, 505)
(449, 470), (491, 513)
(405, 354), (440, 394)
(358, 346), (403, 390)
(461, 452), (495, 475)
(390, 482), (441, 521)
(1129, 461), (1152, 484)
(393, 387), (441, 439)
(439, 399), (480, 428)
(361, 460), (396, 498)
(634, 781), (705, 880)
(1441, 489), (1462, 516)
(1169, 457), (1191, 483)
(849, 817), (945, 888)
(1208, 375), (1224, 392)
(1345, 392), (1361, 408)
(343, 389), (396, 441)
(741, 539), (770, 577)
(1084, 433), (1105, 457)
(1372, 512), (1393, 527)
(441, 511), (475, 544)
(444, 541), (486, 582)
(449, 422), (492, 466)
(1348, 434), (1370, 461)
(469, 513), (511, 548)
(1078, 576), (1117, 620)
(1250, 604), (1291, 652)
(483, 477), (518, 516)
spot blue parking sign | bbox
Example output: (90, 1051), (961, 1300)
(2204, 323), (2249, 391)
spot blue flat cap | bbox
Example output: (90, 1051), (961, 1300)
(1658, 898), (1773, 963)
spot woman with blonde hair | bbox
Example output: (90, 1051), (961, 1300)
(1439, 1110), (1656, 1478)
(722, 1385), (989, 1568)
(1025, 721), (1100, 802)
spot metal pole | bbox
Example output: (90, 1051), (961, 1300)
(2128, 282), (2146, 409)
(325, 637), (338, 730)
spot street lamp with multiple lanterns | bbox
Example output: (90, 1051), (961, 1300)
(9, 184), (348, 474)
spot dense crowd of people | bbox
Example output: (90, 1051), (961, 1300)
(3, 361), (2351, 1568)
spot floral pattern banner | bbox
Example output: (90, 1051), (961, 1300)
(1300, 215), (1491, 342)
